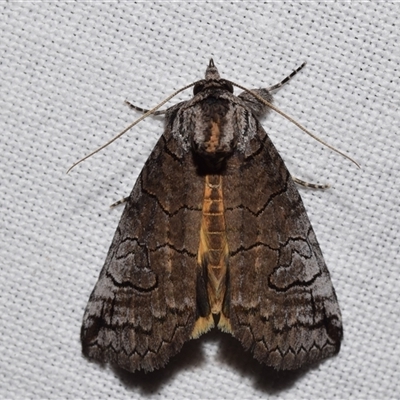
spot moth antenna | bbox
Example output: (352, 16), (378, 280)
(67, 81), (198, 173)
(124, 100), (166, 115)
(230, 81), (360, 169)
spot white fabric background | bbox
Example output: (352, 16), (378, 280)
(1, 2), (399, 399)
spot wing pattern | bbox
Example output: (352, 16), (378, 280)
(223, 124), (342, 369)
(81, 118), (204, 372)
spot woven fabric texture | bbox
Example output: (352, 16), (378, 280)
(1, 2), (399, 399)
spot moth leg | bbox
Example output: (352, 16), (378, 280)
(292, 176), (330, 189)
(124, 100), (166, 115)
(268, 62), (306, 93)
(109, 196), (129, 208)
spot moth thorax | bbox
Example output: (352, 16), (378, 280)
(192, 105), (237, 164)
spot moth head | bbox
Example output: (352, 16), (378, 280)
(193, 60), (234, 95)
(205, 58), (220, 80)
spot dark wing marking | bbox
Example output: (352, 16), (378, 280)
(81, 121), (204, 373)
(223, 123), (342, 370)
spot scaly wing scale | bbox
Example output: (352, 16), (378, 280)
(223, 123), (342, 369)
(81, 120), (204, 372)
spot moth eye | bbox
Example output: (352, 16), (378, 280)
(221, 80), (234, 93)
(193, 82), (205, 95)
(193, 85), (201, 95)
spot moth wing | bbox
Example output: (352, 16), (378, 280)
(81, 125), (204, 373)
(223, 123), (343, 370)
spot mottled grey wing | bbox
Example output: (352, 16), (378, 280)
(81, 128), (204, 373)
(223, 123), (342, 370)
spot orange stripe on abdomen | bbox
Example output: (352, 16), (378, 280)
(197, 174), (229, 315)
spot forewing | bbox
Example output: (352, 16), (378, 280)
(223, 123), (343, 370)
(81, 125), (204, 373)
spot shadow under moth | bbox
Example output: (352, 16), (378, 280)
(79, 59), (346, 373)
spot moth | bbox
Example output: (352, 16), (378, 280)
(80, 59), (344, 372)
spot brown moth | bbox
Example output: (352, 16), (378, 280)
(80, 60), (343, 372)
